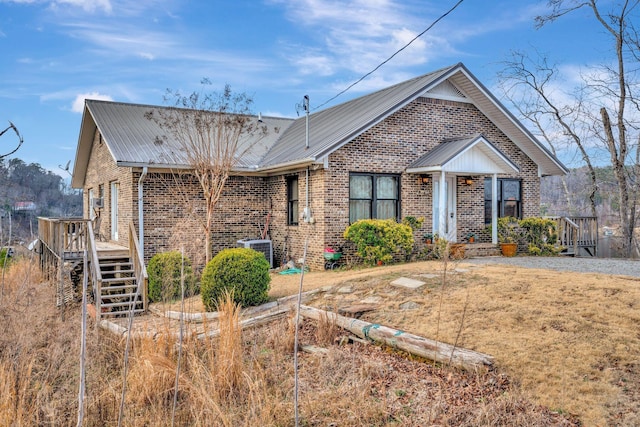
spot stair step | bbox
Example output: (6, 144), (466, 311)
(101, 284), (139, 292)
(99, 262), (132, 268)
(102, 277), (136, 284)
(100, 270), (135, 276)
(99, 309), (145, 318)
(100, 301), (144, 309)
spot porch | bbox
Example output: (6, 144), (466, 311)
(37, 217), (148, 321)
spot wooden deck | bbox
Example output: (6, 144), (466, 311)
(38, 217), (148, 319)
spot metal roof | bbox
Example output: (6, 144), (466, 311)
(72, 62), (567, 188)
(259, 64), (457, 169)
(71, 100), (294, 187)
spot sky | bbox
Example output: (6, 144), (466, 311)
(0, 0), (614, 179)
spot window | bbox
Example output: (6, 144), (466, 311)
(349, 173), (400, 223)
(484, 178), (522, 224)
(287, 176), (299, 225)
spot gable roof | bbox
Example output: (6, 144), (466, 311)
(260, 62), (567, 176)
(72, 62), (567, 188)
(406, 134), (519, 175)
(71, 100), (294, 187)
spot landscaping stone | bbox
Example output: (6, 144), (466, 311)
(399, 301), (420, 310)
(391, 277), (426, 289)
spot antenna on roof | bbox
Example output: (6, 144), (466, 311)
(295, 96), (310, 149)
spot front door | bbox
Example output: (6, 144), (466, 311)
(110, 181), (119, 241)
(432, 175), (456, 241)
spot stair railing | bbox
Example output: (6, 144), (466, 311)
(129, 221), (148, 313)
(86, 220), (103, 321)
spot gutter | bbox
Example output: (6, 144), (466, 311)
(138, 166), (148, 259)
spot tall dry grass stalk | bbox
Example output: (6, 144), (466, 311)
(213, 291), (243, 402)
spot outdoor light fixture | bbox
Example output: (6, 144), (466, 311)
(464, 176), (474, 186)
(419, 174), (430, 185)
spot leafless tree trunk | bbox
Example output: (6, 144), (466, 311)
(147, 82), (266, 263)
(501, 0), (640, 257)
(498, 51), (598, 218)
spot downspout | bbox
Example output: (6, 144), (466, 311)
(138, 167), (148, 259)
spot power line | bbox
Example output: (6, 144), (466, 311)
(313, 0), (465, 111)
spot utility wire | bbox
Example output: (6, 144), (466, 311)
(313, 0), (465, 111)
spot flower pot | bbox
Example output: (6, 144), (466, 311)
(468, 236), (475, 243)
(425, 238), (432, 244)
(500, 242), (518, 257)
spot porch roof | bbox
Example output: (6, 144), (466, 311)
(405, 134), (519, 175)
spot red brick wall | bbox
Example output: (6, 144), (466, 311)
(323, 97), (539, 258)
(83, 130), (134, 247)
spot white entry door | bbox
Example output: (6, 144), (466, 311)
(432, 175), (456, 241)
(110, 182), (119, 241)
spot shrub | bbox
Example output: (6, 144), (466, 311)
(0, 248), (10, 268)
(147, 251), (195, 302)
(519, 217), (560, 256)
(344, 219), (414, 265)
(200, 248), (270, 311)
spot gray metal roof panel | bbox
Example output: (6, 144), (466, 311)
(259, 64), (459, 168)
(86, 100), (294, 170)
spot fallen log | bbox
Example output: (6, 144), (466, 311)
(298, 305), (493, 371)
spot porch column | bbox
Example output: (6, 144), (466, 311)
(491, 173), (498, 244)
(439, 170), (446, 239)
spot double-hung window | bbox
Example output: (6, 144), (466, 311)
(349, 173), (400, 223)
(287, 176), (299, 225)
(484, 178), (522, 224)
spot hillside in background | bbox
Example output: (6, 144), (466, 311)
(541, 166), (635, 227)
(0, 157), (82, 243)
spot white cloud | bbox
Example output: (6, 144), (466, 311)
(54, 0), (112, 13)
(71, 92), (113, 113)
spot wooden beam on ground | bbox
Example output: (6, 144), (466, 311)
(196, 306), (290, 340)
(298, 305), (494, 371)
(156, 288), (323, 323)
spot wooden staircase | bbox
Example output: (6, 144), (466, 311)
(95, 255), (144, 318)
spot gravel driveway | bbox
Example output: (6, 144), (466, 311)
(466, 256), (640, 278)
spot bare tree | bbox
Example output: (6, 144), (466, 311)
(0, 121), (23, 160)
(501, 0), (640, 257)
(498, 51), (599, 218)
(146, 82), (266, 263)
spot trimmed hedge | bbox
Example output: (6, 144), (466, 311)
(200, 248), (270, 311)
(147, 251), (195, 302)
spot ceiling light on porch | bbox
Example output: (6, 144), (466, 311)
(418, 174), (430, 185)
(464, 176), (473, 186)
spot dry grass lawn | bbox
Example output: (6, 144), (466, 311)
(167, 258), (640, 426)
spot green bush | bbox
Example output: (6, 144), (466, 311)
(344, 219), (414, 265)
(200, 248), (270, 311)
(519, 217), (560, 256)
(147, 251), (195, 302)
(0, 248), (13, 268)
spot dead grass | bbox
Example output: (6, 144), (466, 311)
(2, 256), (637, 425)
(300, 260), (640, 426)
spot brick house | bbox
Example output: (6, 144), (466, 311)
(71, 63), (567, 270)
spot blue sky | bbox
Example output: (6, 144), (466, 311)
(0, 0), (609, 177)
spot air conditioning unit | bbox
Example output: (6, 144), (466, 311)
(237, 239), (273, 268)
(92, 197), (104, 209)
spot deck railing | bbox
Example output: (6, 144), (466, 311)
(38, 217), (149, 317)
(86, 220), (103, 318)
(547, 216), (598, 256)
